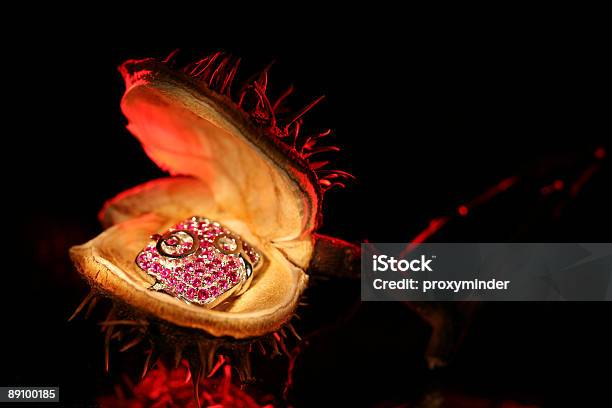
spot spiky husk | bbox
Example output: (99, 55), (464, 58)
(70, 50), (358, 405)
(69, 288), (301, 390)
(164, 50), (354, 193)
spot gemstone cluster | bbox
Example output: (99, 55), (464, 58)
(136, 216), (260, 305)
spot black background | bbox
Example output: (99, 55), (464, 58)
(4, 19), (611, 407)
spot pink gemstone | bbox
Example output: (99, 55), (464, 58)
(137, 255), (149, 269)
(149, 263), (162, 274)
(203, 275), (214, 285)
(176, 282), (186, 293)
(218, 279), (229, 289)
(160, 268), (170, 279)
(209, 286), (220, 297)
(168, 275), (177, 286)
(182, 270), (192, 282)
(186, 287), (196, 300)
(191, 278), (201, 287)
(228, 270), (240, 284)
(198, 288), (210, 301)
(165, 237), (179, 246)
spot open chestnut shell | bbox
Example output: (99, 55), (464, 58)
(70, 54), (355, 342)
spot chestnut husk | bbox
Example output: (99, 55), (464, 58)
(69, 53), (358, 386)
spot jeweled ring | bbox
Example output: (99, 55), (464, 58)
(135, 216), (262, 308)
